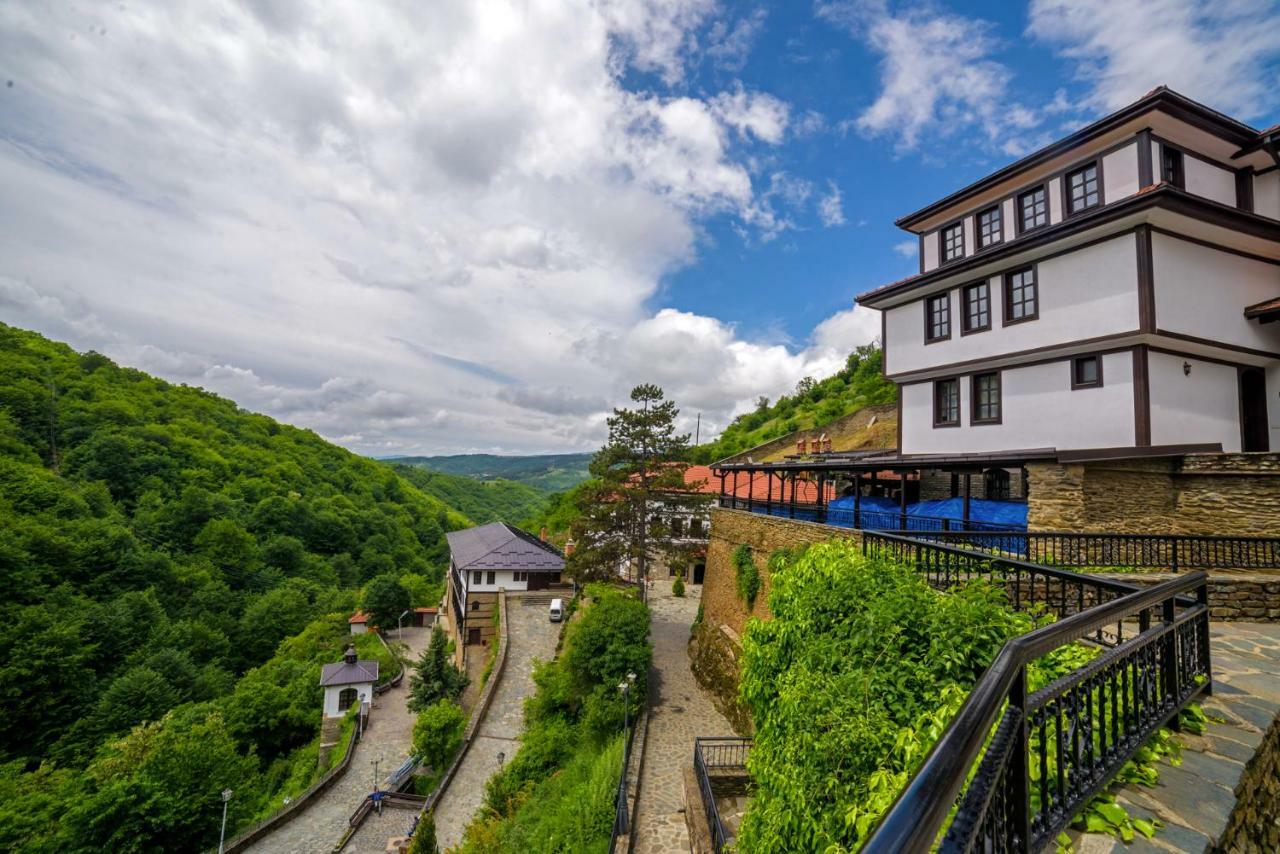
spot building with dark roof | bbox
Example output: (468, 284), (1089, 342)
(443, 522), (566, 663)
(320, 644), (379, 718)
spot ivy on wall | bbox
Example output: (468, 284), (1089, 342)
(732, 544), (760, 608)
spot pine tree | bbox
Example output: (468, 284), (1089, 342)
(408, 625), (468, 712)
(568, 384), (710, 585)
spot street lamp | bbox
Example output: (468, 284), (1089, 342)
(618, 671), (638, 736)
(398, 609), (410, 639)
(217, 789), (232, 854)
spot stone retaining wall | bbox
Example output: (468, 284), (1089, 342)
(1213, 707), (1280, 852)
(1028, 453), (1280, 536)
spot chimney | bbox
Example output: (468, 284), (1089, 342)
(565, 539), (576, 556)
(797, 437), (808, 455)
(343, 644), (357, 665)
(540, 527), (548, 542)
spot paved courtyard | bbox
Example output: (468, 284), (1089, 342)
(241, 627), (430, 854)
(632, 579), (737, 854)
(432, 596), (561, 851)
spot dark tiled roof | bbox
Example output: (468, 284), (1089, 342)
(446, 522), (565, 572)
(319, 659), (379, 687)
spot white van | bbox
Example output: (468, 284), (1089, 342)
(549, 598), (564, 623)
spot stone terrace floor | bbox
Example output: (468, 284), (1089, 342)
(632, 579), (737, 854)
(1066, 622), (1280, 854)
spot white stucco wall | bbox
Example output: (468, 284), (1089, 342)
(884, 233), (1140, 376)
(349, 622), (367, 635)
(1148, 350), (1241, 452)
(900, 352), (1136, 454)
(1183, 156), (1236, 207)
(923, 230), (939, 272)
(1102, 143), (1139, 203)
(1151, 233), (1280, 353)
(1255, 171), (1280, 221)
(323, 682), (373, 718)
(962, 215), (975, 259)
(460, 568), (533, 593)
(1048, 177), (1064, 224)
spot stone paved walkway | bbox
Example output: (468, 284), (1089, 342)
(241, 627), (431, 854)
(432, 596), (560, 852)
(632, 580), (736, 854)
(1065, 622), (1280, 854)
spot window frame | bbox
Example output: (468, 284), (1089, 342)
(933, 377), (961, 428)
(1016, 184), (1049, 235)
(1064, 160), (1102, 217)
(471, 570), (482, 585)
(939, 219), (966, 264)
(1002, 265), (1039, 327)
(976, 204), (1003, 250)
(924, 292), (952, 343)
(1160, 146), (1185, 189)
(486, 570), (496, 585)
(1071, 355), (1104, 390)
(970, 371), (1002, 425)
(961, 280), (992, 335)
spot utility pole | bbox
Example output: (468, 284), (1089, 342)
(695, 412), (701, 445)
(217, 789), (232, 854)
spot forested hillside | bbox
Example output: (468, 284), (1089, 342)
(0, 323), (470, 851)
(690, 343), (896, 463)
(393, 452), (592, 492)
(390, 464), (550, 527)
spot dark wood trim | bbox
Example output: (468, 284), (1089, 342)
(1238, 365), (1271, 453)
(896, 391), (904, 451)
(1137, 129), (1154, 187)
(1132, 345), (1151, 447)
(1150, 133), (1240, 173)
(969, 370), (1002, 425)
(960, 279), (993, 335)
(924, 291), (953, 344)
(1147, 225), (1280, 267)
(880, 311), (888, 376)
(1236, 167), (1255, 213)
(1153, 329), (1280, 360)
(1001, 264), (1039, 327)
(1147, 345), (1252, 370)
(938, 218), (967, 265)
(895, 89), (1258, 229)
(932, 377), (961, 428)
(918, 233), (925, 275)
(975, 203), (1004, 251)
(1015, 183), (1050, 236)
(860, 185), (1280, 307)
(1055, 442), (1222, 463)
(1062, 158), (1104, 219)
(890, 332), (1143, 384)
(1135, 224), (1155, 332)
(1070, 354), (1104, 390)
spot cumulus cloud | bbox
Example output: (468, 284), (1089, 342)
(0, 1), (862, 455)
(818, 181), (847, 227)
(706, 7), (769, 71)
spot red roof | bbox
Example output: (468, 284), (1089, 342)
(414, 607), (438, 614)
(718, 469), (911, 503)
(349, 612), (369, 624)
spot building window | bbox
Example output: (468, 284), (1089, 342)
(471, 570), (482, 585)
(1018, 186), (1048, 233)
(1003, 267), (1038, 325)
(934, 378), (960, 427)
(486, 571), (496, 585)
(1066, 163), (1100, 214)
(972, 372), (1001, 424)
(514, 571), (527, 582)
(977, 205), (1002, 249)
(984, 469), (1011, 500)
(337, 687), (358, 712)
(941, 222), (964, 262)
(1071, 355), (1103, 389)
(1161, 147), (1184, 189)
(670, 517), (684, 537)
(689, 518), (704, 537)
(962, 281), (991, 334)
(471, 601), (480, 611)
(926, 293), (951, 342)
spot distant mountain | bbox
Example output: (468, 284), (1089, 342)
(393, 452), (594, 493)
(390, 465), (551, 527)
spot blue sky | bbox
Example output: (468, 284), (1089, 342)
(1, 1), (1278, 454)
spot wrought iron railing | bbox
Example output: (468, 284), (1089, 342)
(693, 737), (752, 852)
(893, 529), (1280, 571)
(717, 496), (1018, 533)
(859, 532), (1212, 853)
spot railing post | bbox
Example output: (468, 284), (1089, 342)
(1198, 581), (1213, 697)
(1008, 665), (1032, 854)
(1171, 538), (1179, 573)
(1161, 595), (1181, 728)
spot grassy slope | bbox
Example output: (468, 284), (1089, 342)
(390, 464), (550, 526)
(393, 452), (593, 493)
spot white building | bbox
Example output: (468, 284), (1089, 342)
(319, 645), (378, 719)
(857, 87), (1280, 458)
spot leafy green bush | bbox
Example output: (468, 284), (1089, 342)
(407, 809), (440, 854)
(412, 700), (466, 772)
(733, 544), (760, 608)
(672, 570), (685, 597)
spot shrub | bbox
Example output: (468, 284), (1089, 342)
(733, 544), (760, 608)
(408, 809), (439, 854)
(412, 700), (466, 772)
(409, 625), (469, 712)
(672, 570), (685, 597)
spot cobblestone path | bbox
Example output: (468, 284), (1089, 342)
(241, 627), (430, 854)
(433, 596), (560, 852)
(1065, 622), (1280, 854)
(632, 580), (736, 854)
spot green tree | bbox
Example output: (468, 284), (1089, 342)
(408, 625), (468, 712)
(568, 384), (709, 584)
(411, 700), (466, 771)
(408, 809), (439, 854)
(362, 574), (411, 632)
(88, 667), (180, 737)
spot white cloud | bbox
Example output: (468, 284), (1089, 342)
(0, 0), (853, 455)
(818, 181), (846, 227)
(892, 239), (917, 257)
(706, 8), (769, 71)
(1027, 0), (1280, 121)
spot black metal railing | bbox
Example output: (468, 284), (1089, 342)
(894, 529), (1280, 571)
(718, 496), (1019, 533)
(859, 532), (1212, 854)
(693, 737), (752, 853)
(607, 692), (643, 853)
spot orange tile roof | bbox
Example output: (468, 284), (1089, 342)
(349, 612), (368, 624)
